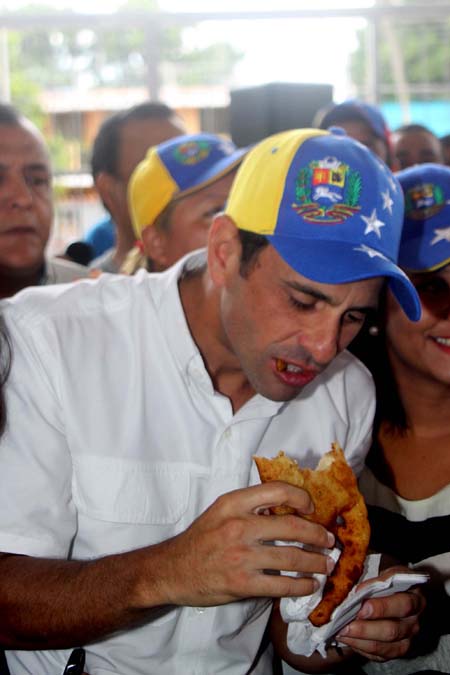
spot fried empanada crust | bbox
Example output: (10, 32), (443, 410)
(254, 443), (370, 627)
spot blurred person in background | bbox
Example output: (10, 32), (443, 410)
(440, 133), (450, 167)
(122, 133), (247, 275)
(82, 101), (186, 272)
(0, 103), (88, 299)
(392, 123), (443, 170)
(315, 98), (394, 167)
(351, 163), (450, 674)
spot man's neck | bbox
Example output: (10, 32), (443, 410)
(179, 271), (255, 413)
(112, 221), (137, 271)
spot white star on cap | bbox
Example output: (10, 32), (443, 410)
(388, 175), (398, 193)
(354, 244), (388, 260)
(381, 189), (394, 215)
(361, 209), (386, 238)
(431, 226), (450, 245)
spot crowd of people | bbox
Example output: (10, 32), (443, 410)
(0, 93), (449, 675)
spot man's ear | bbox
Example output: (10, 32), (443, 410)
(141, 225), (169, 271)
(207, 214), (241, 287)
(95, 172), (117, 214)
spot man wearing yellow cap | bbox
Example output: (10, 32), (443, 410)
(0, 128), (423, 674)
(122, 132), (247, 274)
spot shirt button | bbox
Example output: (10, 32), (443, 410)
(194, 607), (205, 614)
(223, 428), (231, 439)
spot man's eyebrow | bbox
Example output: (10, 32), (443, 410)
(285, 280), (332, 302)
(0, 162), (50, 172)
(284, 280), (378, 312)
(25, 163), (51, 172)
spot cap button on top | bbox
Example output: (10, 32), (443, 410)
(328, 126), (348, 137)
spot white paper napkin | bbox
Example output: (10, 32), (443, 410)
(278, 548), (429, 657)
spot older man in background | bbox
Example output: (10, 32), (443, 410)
(0, 103), (87, 299)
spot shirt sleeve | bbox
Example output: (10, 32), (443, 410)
(0, 313), (77, 558)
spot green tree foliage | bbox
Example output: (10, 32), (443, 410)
(5, 1), (242, 170)
(7, 0), (242, 89)
(350, 7), (450, 99)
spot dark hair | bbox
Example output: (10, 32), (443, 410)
(349, 292), (407, 433)
(0, 102), (22, 126)
(394, 123), (438, 138)
(64, 241), (95, 266)
(91, 101), (178, 178)
(0, 317), (12, 437)
(237, 229), (269, 277)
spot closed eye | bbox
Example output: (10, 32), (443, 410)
(342, 310), (367, 326)
(288, 295), (316, 311)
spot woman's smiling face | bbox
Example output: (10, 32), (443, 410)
(385, 264), (450, 387)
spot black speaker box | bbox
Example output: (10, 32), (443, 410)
(229, 82), (333, 146)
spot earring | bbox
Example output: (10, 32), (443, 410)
(368, 325), (379, 337)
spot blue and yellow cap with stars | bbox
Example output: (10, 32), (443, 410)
(225, 127), (421, 321)
(129, 133), (247, 239)
(397, 163), (450, 273)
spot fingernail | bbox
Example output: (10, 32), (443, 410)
(337, 625), (349, 637)
(327, 532), (335, 547)
(326, 556), (335, 574)
(358, 603), (373, 619)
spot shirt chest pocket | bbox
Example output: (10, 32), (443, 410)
(72, 455), (191, 526)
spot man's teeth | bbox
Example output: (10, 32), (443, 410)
(276, 359), (302, 373)
(435, 337), (450, 346)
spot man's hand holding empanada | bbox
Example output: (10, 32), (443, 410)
(254, 443), (370, 626)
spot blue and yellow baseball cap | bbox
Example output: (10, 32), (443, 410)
(318, 99), (391, 150)
(225, 128), (421, 321)
(129, 133), (247, 238)
(397, 163), (450, 273)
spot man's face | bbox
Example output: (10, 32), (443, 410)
(392, 130), (443, 170)
(336, 119), (388, 163)
(144, 171), (236, 271)
(0, 122), (53, 277)
(211, 222), (382, 402)
(107, 116), (186, 233)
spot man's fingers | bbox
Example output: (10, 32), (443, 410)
(250, 569), (319, 599)
(218, 481), (314, 517)
(256, 542), (334, 577)
(253, 513), (334, 550)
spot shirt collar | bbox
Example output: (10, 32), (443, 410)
(155, 250), (283, 418)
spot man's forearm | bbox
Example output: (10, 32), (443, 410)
(0, 549), (169, 649)
(0, 482), (336, 650)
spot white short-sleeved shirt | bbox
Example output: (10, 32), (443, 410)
(0, 251), (375, 675)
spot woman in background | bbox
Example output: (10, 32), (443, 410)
(352, 163), (450, 674)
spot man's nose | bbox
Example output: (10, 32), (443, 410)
(297, 322), (340, 367)
(3, 175), (33, 208)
